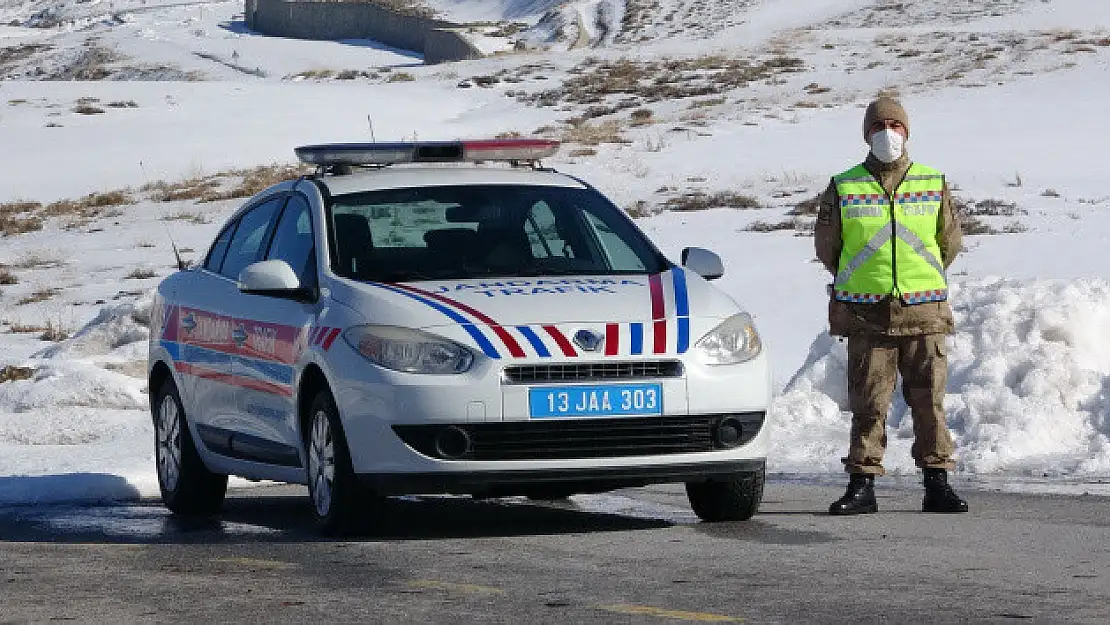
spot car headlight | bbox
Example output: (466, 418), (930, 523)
(694, 313), (762, 365)
(343, 325), (474, 374)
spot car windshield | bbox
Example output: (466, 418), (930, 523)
(326, 184), (669, 282)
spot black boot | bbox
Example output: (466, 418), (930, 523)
(922, 469), (969, 513)
(828, 474), (877, 515)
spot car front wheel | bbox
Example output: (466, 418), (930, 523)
(305, 390), (379, 535)
(153, 378), (227, 515)
(685, 469), (764, 522)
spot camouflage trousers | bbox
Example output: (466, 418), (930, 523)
(843, 334), (956, 476)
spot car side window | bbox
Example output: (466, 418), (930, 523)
(204, 222), (237, 273)
(583, 211), (646, 271)
(219, 197), (284, 281)
(266, 195), (316, 288)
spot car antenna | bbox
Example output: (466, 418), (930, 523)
(164, 224), (190, 271)
(367, 115), (376, 142)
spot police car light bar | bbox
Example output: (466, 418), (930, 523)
(294, 139), (560, 167)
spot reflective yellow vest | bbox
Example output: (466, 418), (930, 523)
(833, 162), (948, 304)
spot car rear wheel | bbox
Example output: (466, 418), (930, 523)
(685, 468), (764, 522)
(154, 378), (227, 515)
(306, 390), (379, 535)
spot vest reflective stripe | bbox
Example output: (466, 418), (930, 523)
(833, 163), (948, 303)
(834, 226), (892, 286)
(894, 222), (946, 278)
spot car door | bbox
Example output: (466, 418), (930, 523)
(225, 193), (320, 468)
(181, 196), (285, 458)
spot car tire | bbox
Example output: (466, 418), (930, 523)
(685, 468), (764, 522)
(305, 389), (379, 536)
(153, 378), (228, 515)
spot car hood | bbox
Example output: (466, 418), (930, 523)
(327, 269), (746, 359)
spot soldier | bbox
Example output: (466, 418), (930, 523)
(815, 96), (969, 515)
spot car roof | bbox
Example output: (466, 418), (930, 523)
(316, 165), (588, 197)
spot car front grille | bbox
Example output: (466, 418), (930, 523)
(502, 360), (683, 384)
(392, 412), (765, 461)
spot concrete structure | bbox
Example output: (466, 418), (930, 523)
(245, 0), (483, 64)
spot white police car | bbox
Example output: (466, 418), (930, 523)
(147, 139), (771, 534)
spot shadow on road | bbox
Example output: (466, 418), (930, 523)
(0, 490), (672, 545)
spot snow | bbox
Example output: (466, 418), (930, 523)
(774, 278), (1110, 479)
(3, 0), (1110, 505)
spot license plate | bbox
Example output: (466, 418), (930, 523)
(528, 383), (663, 418)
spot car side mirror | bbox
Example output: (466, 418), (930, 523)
(681, 247), (724, 280)
(239, 260), (316, 302)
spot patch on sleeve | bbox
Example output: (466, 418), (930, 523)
(817, 198), (835, 225)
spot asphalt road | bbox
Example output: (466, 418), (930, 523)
(2, 481), (1109, 624)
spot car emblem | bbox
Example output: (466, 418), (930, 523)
(573, 329), (604, 352)
(232, 324), (248, 346)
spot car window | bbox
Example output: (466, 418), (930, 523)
(583, 210), (647, 271)
(327, 185), (667, 282)
(266, 195), (316, 288)
(220, 197), (284, 281)
(204, 222), (237, 273)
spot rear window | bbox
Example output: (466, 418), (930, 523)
(326, 185), (667, 282)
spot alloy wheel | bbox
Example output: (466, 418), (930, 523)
(156, 395), (182, 492)
(308, 411), (336, 517)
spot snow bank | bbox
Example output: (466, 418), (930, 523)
(771, 278), (1110, 478)
(0, 295), (154, 505)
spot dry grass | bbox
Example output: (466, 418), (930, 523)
(10, 251), (63, 270)
(625, 200), (654, 218)
(201, 164), (310, 202)
(688, 97), (726, 109)
(524, 55), (805, 109)
(17, 288), (60, 305)
(387, 72), (416, 83)
(0, 266), (17, 285)
(745, 219), (798, 233)
(963, 198), (1026, 217)
(560, 120), (630, 146)
(125, 268), (158, 280)
(72, 105), (105, 115)
(629, 108), (655, 126)
(787, 193), (821, 216)
(2, 163), (309, 238)
(665, 191), (761, 211)
(43, 190), (135, 219)
(0, 365), (35, 383)
(144, 163), (311, 204)
(161, 210), (210, 224)
(0, 200), (45, 236)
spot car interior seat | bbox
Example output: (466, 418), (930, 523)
(423, 228), (480, 272)
(476, 222), (533, 271)
(332, 213), (374, 278)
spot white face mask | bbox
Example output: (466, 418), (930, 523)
(870, 129), (905, 163)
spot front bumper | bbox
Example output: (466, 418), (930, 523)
(358, 459), (766, 496)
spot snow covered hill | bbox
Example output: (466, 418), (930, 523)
(2, 0), (1110, 504)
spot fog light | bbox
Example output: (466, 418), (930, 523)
(714, 416), (743, 448)
(435, 426), (472, 459)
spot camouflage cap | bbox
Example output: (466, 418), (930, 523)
(863, 97), (909, 142)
